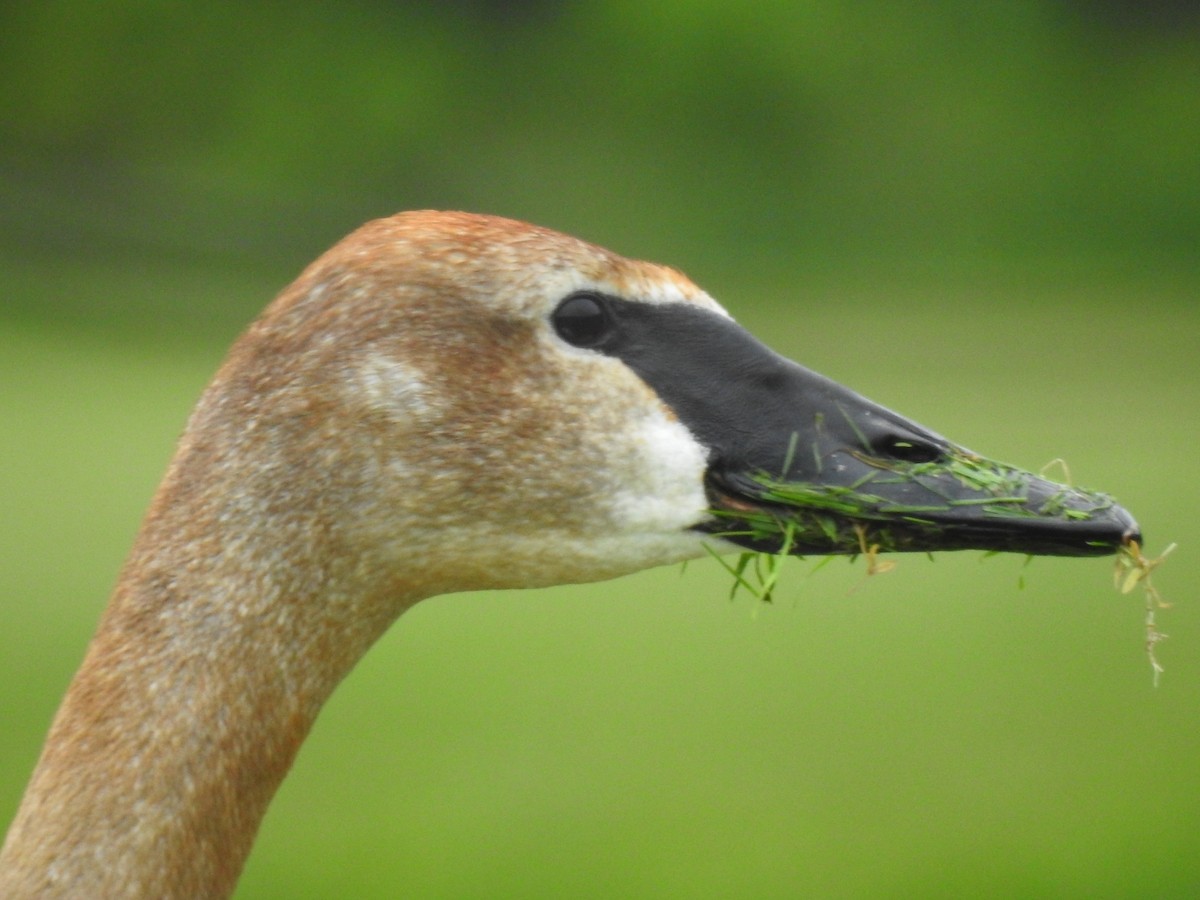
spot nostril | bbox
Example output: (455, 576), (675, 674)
(875, 435), (943, 464)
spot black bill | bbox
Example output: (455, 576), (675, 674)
(585, 294), (1140, 558)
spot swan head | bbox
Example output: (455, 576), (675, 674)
(0, 210), (1144, 900)
(185, 210), (1138, 603)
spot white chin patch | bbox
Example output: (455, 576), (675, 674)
(603, 407), (712, 559)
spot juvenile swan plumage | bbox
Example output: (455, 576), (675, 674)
(0, 211), (1137, 898)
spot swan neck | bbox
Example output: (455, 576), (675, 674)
(0, 465), (421, 898)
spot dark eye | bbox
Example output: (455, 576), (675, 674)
(552, 293), (612, 348)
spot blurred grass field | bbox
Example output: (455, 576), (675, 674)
(2, 266), (1196, 898)
(2, 2), (1198, 896)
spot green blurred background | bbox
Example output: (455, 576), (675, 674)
(2, 2), (1197, 897)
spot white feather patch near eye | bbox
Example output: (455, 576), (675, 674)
(351, 353), (436, 421)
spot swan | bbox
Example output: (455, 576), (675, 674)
(0, 211), (1137, 898)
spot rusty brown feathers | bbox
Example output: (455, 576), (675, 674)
(0, 212), (719, 897)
